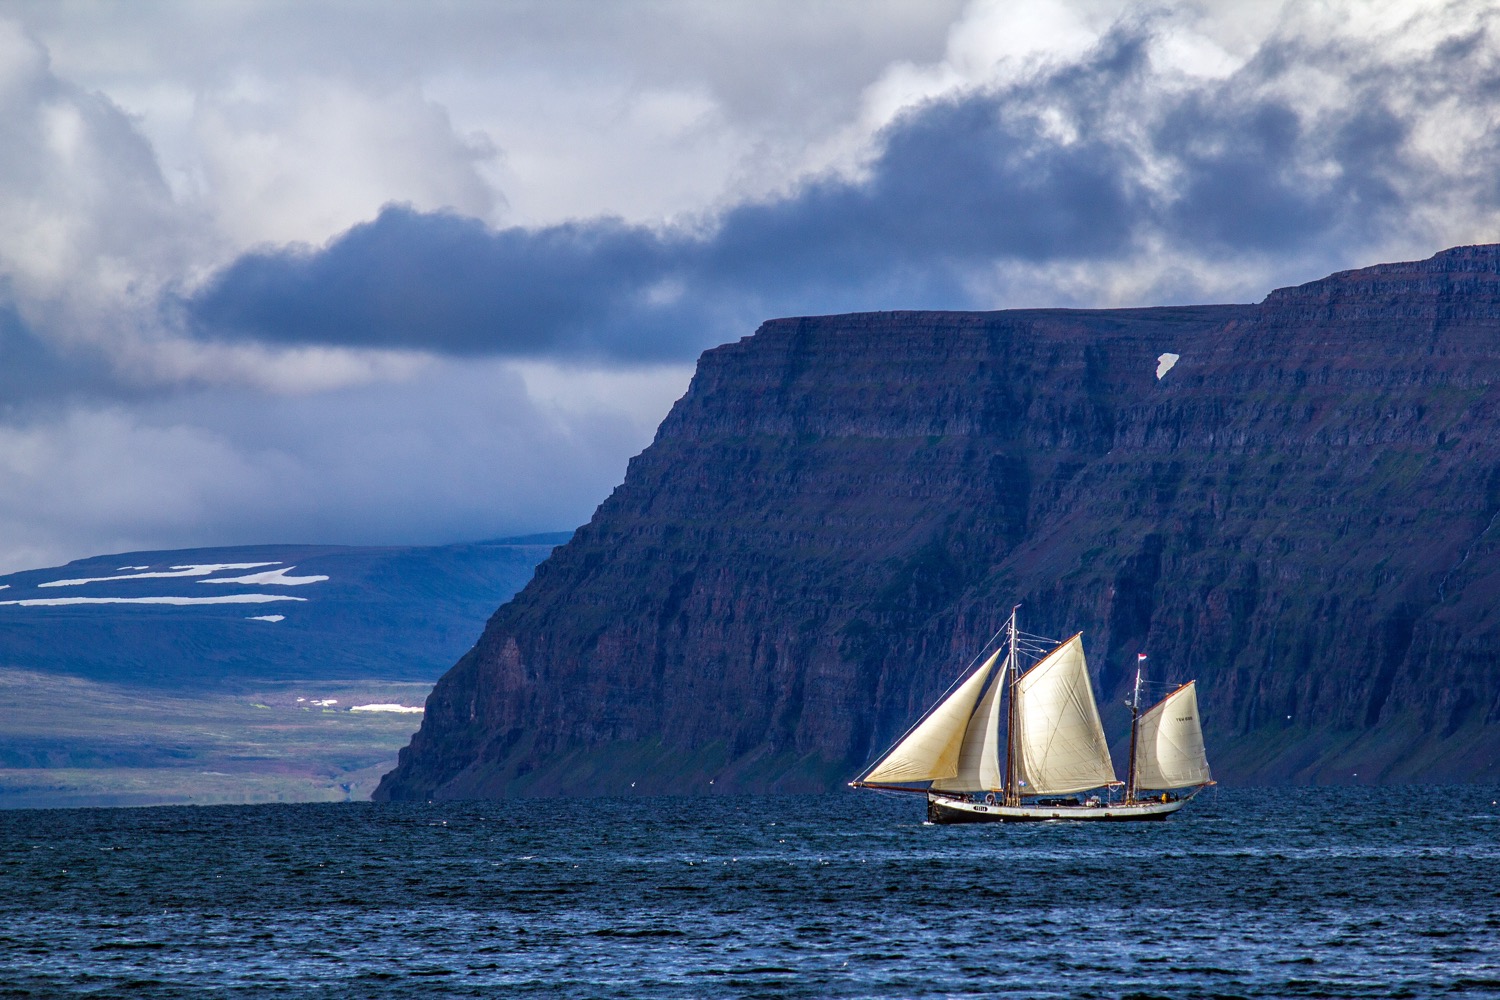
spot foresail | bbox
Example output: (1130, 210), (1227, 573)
(1012, 635), (1117, 795)
(862, 648), (1003, 784)
(931, 649), (1005, 792)
(1133, 682), (1212, 790)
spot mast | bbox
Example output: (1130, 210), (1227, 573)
(1125, 653), (1144, 803)
(1002, 605), (1020, 807)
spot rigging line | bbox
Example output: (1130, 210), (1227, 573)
(850, 619), (1010, 781)
(960, 622), (1011, 677)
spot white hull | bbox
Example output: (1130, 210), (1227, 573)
(927, 793), (1187, 824)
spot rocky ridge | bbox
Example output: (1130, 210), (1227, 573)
(377, 246), (1500, 799)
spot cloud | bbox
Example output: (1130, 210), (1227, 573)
(18, 2), (965, 227)
(186, 208), (693, 360)
(0, 19), (187, 320)
(184, 10), (1500, 362)
(0, 357), (686, 574)
(0, 300), (119, 407)
(188, 79), (500, 250)
(3, 0), (1500, 575)
(181, 32), (1152, 362)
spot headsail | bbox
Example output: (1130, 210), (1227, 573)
(1011, 635), (1117, 795)
(1132, 681), (1211, 790)
(931, 651), (1005, 792)
(860, 647), (1004, 784)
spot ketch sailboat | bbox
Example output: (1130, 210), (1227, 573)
(850, 608), (1213, 823)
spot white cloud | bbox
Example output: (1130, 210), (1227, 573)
(189, 78), (499, 248)
(510, 361), (693, 431)
(12, 2), (964, 232)
(0, 356), (680, 574)
(112, 338), (435, 395)
(0, 19), (188, 321)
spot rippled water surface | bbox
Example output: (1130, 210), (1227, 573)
(2, 787), (1499, 998)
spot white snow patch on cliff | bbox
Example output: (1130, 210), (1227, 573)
(41, 563), (281, 587)
(202, 566), (328, 586)
(248, 614), (286, 622)
(350, 703), (424, 714)
(1156, 353), (1180, 379)
(0, 594), (306, 606)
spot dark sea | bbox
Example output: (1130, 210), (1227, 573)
(2, 787), (1498, 999)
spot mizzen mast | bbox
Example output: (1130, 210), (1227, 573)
(1125, 652), (1145, 803)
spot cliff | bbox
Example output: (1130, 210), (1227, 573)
(376, 245), (1500, 799)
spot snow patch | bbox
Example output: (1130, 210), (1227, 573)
(248, 614), (286, 623)
(201, 566), (328, 586)
(0, 585), (7, 591)
(0, 594), (307, 607)
(350, 703), (424, 714)
(310, 699), (338, 707)
(41, 563), (281, 588)
(1156, 353), (1180, 379)
(117, 566), (150, 571)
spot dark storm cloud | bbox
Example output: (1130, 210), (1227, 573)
(699, 83), (1143, 296)
(1151, 38), (1419, 254)
(186, 31), (1154, 361)
(1153, 96), (1409, 252)
(189, 209), (699, 359)
(0, 298), (118, 409)
(186, 21), (1499, 362)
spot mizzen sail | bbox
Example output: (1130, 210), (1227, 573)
(862, 648), (1003, 784)
(1012, 635), (1117, 795)
(1132, 681), (1211, 790)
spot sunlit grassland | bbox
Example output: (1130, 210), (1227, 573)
(0, 668), (432, 808)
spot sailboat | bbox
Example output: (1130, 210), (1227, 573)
(850, 608), (1213, 823)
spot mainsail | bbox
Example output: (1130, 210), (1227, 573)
(1132, 681), (1212, 790)
(861, 648), (1004, 784)
(1011, 635), (1117, 795)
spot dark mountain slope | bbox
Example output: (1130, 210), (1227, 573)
(377, 247), (1500, 799)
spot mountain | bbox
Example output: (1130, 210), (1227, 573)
(0, 535), (567, 807)
(376, 246), (1500, 801)
(0, 535), (569, 688)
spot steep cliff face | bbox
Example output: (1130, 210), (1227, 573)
(377, 246), (1500, 799)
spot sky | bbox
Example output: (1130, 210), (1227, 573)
(0, 0), (1498, 573)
